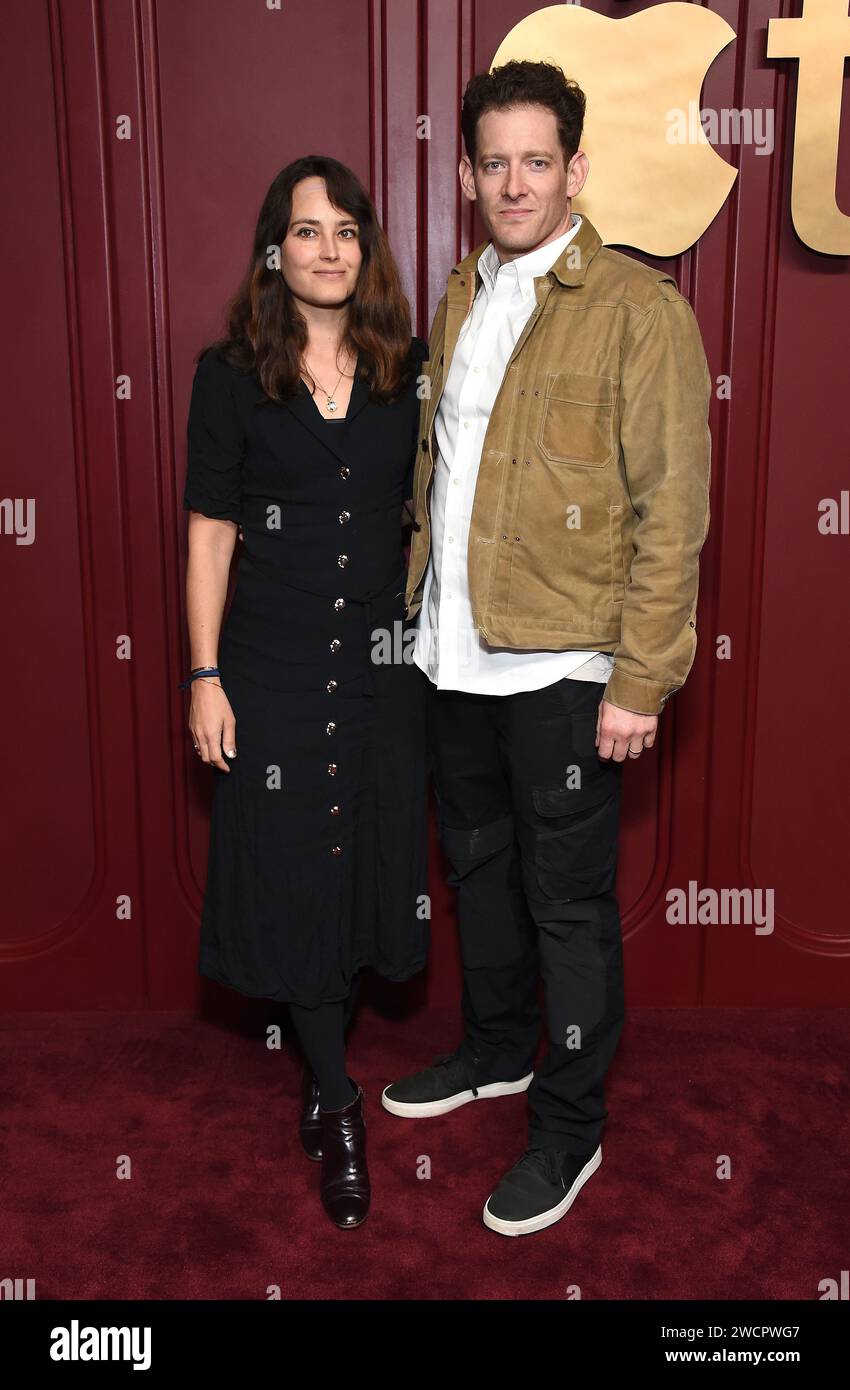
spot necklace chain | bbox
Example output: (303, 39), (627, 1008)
(303, 345), (355, 414)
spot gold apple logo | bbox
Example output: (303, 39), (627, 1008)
(767, 0), (850, 256)
(492, 2), (738, 255)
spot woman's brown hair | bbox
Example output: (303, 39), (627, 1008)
(207, 155), (413, 403)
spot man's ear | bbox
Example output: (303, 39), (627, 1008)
(459, 155), (477, 203)
(566, 150), (589, 200)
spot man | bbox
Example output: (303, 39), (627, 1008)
(383, 60), (711, 1236)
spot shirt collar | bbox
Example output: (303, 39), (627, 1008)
(477, 213), (582, 300)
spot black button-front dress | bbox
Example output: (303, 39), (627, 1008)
(183, 339), (430, 1006)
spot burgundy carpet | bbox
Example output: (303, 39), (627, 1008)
(1, 1003), (847, 1300)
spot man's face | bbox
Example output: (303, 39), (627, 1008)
(460, 103), (588, 262)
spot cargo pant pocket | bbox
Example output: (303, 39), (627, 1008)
(529, 783), (619, 902)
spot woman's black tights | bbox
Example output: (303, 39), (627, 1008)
(288, 972), (362, 1112)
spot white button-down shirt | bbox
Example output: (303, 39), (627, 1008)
(413, 215), (615, 694)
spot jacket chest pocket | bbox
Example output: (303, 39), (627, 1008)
(538, 372), (616, 468)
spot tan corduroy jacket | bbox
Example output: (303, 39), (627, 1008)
(403, 213), (712, 715)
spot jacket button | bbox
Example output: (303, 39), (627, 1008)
(326, 721), (336, 734)
(334, 597), (345, 610)
(339, 465), (350, 479)
(338, 510), (350, 524)
(326, 680), (338, 693)
(330, 639), (341, 653)
(328, 763), (338, 775)
(331, 845), (342, 856)
(502, 534), (508, 540)
(337, 554), (349, 568)
(330, 805), (340, 816)
(421, 438), (428, 450)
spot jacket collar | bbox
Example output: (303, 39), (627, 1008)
(477, 214), (582, 298)
(281, 352), (372, 468)
(447, 210), (603, 301)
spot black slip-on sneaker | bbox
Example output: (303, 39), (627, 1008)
(381, 1043), (533, 1118)
(482, 1144), (602, 1236)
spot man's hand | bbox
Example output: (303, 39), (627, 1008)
(596, 699), (658, 763)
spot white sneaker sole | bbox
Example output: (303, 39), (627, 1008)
(380, 1072), (533, 1118)
(482, 1144), (602, 1236)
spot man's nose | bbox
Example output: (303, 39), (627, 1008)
(502, 166), (529, 200)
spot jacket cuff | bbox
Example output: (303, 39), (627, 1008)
(604, 669), (674, 716)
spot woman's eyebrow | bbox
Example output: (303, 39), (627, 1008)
(289, 217), (359, 228)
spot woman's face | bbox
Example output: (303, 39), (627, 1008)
(279, 177), (363, 309)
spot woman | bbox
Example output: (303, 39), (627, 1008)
(182, 156), (429, 1230)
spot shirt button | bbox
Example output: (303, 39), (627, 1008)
(334, 597), (345, 611)
(339, 465), (350, 479)
(337, 554), (349, 568)
(328, 763), (338, 775)
(448, 536), (454, 544)
(326, 680), (338, 693)
(453, 478), (460, 486)
(326, 722), (336, 734)
(338, 510), (350, 524)
(331, 845), (342, 856)
(330, 639), (341, 653)
(330, 805), (340, 816)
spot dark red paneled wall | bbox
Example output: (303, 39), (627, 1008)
(2, 0), (848, 1009)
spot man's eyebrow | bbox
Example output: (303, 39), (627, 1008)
(478, 150), (556, 161)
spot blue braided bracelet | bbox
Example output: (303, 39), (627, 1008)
(179, 667), (221, 689)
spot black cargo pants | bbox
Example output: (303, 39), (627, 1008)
(426, 671), (625, 1156)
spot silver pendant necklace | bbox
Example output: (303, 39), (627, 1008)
(304, 347), (354, 414)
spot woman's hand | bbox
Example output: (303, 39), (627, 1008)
(189, 678), (237, 771)
(185, 513), (238, 769)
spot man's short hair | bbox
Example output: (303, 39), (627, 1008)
(461, 60), (586, 169)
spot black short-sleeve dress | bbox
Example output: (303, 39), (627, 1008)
(183, 339), (430, 1006)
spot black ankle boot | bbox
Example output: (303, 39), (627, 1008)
(319, 1078), (370, 1229)
(299, 1067), (322, 1161)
